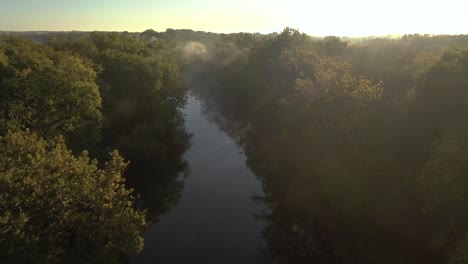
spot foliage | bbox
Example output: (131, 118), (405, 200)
(50, 32), (191, 219)
(187, 28), (468, 263)
(1, 31), (192, 260)
(0, 38), (102, 150)
(5, 28), (468, 263)
(0, 131), (147, 263)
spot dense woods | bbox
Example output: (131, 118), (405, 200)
(0, 131), (146, 262)
(2, 27), (468, 263)
(0, 37), (102, 149)
(0, 32), (190, 262)
(180, 28), (468, 263)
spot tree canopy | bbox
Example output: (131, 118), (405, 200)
(0, 38), (102, 150)
(0, 31), (192, 261)
(0, 131), (147, 263)
(183, 28), (468, 263)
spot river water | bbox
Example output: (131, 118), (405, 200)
(133, 96), (266, 264)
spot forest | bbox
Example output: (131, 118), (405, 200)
(1, 28), (468, 263)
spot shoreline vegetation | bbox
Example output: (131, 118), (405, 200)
(2, 28), (468, 263)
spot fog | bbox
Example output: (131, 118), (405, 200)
(3, 25), (468, 264)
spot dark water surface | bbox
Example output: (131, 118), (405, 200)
(133, 96), (265, 264)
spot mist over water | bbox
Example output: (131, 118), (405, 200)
(181, 41), (208, 62)
(3, 26), (468, 264)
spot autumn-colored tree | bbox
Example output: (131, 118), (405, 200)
(0, 131), (147, 263)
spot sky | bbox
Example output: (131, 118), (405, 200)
(0, 0), (467, 36)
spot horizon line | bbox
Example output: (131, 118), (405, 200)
(1, 28), (468, 38)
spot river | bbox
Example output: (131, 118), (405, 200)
(133, 95), (266, 264)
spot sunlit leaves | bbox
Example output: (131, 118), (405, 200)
(0, 131), (147, 263)
(0, 38), (102, 149)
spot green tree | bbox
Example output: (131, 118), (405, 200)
(49, 32), (191, 220)
(320, 36), (347, 57)
(0, 131), (147, 263)
(0, 38), (102, 150)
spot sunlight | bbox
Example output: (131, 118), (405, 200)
(1, 0), (466, 35)
(3, 1), (468, 263)
(289, 0), (467, 36)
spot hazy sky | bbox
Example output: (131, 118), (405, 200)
(1, 0), (467, 36)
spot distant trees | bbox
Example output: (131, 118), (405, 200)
(414, 49), (468, 263)
(0, 131), (146, 263)
(320, 36), (347, 57)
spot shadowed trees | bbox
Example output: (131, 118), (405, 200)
(50, 32), (192, 219)
(186, 28), (468, 263)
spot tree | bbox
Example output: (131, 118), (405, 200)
(181, 29), (468, 263)
(320, 36), (347, 57)
(49, 32), (192, 220)
(0, 131), (147, 263)
(0, 38), (102, 150)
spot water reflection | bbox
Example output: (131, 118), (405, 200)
(132, 96), (266, 264)
(194, 93), (468, 264)
(129, 87), (468, 263)
(123, 109), (191, 221)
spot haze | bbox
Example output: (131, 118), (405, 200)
(1, 0), (466, 36)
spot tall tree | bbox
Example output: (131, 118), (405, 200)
(0, 131), (146, 263)
(0, 38), (102, 150)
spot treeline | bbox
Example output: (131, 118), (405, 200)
(183, 28), (468, 263)
(3, 27), (468, 263)
(0, 32), (190, 262)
